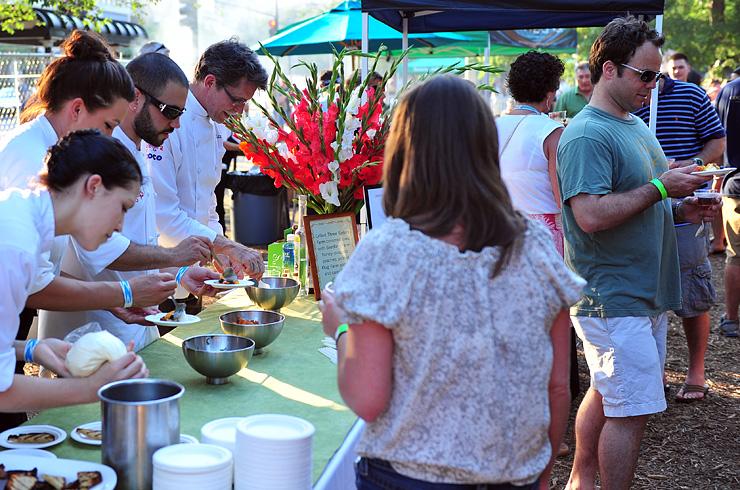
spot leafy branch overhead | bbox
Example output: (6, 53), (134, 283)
(0, 0), (158, 35)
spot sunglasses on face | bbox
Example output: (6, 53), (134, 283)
(220, 84), (248, 106)
(620, 63), (665, 83)
(136, 85), (186, 120)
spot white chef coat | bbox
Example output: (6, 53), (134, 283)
(0, 115), (130, 293)
(146, 90), (225, 247)
(0, 189), (55, 391)
(39, 127), (159, 350)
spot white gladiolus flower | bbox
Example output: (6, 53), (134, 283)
(338, 146), (354, 163)
(319, 180), (341, 206)
(276, 142), (292, 159)
(366, 129), (376, 139)
(328, 160), (340, 173)
(245, 112), (278, 144)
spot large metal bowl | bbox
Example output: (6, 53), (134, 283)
(219, 309), (285, 354)
(245, 277), (299, 311)
(182, 334), (254, 385)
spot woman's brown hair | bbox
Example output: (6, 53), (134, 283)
(20, 30), (134, 124)
(383, 75), (525, 276)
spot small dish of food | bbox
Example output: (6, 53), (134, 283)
(144, 311), (201, 327)
(204, 277), (254, 289)
(70, 422), (102, 446)
(691, 163), (736, 176)
(0, 425), (66, 449)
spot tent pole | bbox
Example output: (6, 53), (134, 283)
(402, 17), (408, 86)
(361, 12), (369, 80)
(648, 14), (663, 135)
(484, 32), (491, 102)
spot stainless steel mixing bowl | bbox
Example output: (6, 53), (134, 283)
(219, 309), (285, 354)
(245, 277), (299, 311)
(181, 334), (254, 384)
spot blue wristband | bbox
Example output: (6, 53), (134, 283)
(24, 339), (38, 363)
(119, 280), (134, 308)
(176, 266), (189, 285)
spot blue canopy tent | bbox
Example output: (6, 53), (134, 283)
(360, 0), (664, 32)
(255, 1), (471, 56)
(359, 0), (666, 132)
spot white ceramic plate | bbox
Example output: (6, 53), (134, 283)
(70, 421), (102, 446)
(0, 454), (115, 489)
(0, 448), (56, 458)
(0, 425), (66, 449)
(179, 434), (199, 444)
(691, 167), (736, 176)
(204, 278), (254, 289)
(145, 312), (201, 327)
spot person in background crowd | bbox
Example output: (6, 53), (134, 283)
(0, 130), (148, 413)
(706, 79), (722, 102)
(146, 39), (268, 282)
(40, 53), (220, 350)
(554, 62), (593, 118)
(634, 75), (726, 402)
(0, 30), (175, 429)
(497, 53), (580, 474)
(139, 41), (170, 57)
(557, 17), (718, 489)
(321, 75), (584, 490)
(730, 67), (740, 81)
(668, 52), (703, 86)
(715, 76), (740, 337)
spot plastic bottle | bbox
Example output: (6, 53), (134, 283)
(282, 234), (295, 278)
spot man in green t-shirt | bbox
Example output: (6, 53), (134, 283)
(557, 17), (720, 490)
(554, 62), (592, 119)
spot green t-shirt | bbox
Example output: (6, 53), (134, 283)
(555, 87), (588, 118)
(557, 105), (681, 318)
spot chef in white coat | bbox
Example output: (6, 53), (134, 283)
(0, 30), (186, 325)
(0, 130), (148, 413)
(147, 39), (268, 279)
(47, 53), (221, 350)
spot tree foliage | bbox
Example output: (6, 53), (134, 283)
(576, 0), (738, 80)
(0, 0), (157, 35)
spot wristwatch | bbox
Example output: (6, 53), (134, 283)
(692, 157), (704, 166)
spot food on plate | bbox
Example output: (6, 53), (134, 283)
(65, 330), (127, 377)
(7, 432), (55, 444)
(7, 474), (37, 490)
(162, 302), (186, 322)
(234, 318), (259, 325)
(41, 474), (66, 489)
(695, 163), (720, 172)
(0, 469), (102, 490)
(218, 266), (239, 284)
(75, 428), (102, 441)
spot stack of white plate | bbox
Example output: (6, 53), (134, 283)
(234, 414), (315, 490)
(200, 417), (245, 454)
(152, 443), (233, 490)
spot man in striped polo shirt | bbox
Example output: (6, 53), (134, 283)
(634, 76), (726, 402)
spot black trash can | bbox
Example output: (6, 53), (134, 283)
(227, 171), (290, 247)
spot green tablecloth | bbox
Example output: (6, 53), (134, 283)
(28, 290), (357, 483)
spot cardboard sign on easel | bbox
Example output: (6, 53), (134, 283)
(303, 212), (358, 300)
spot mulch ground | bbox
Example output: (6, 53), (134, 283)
(550, 253), (740, 489)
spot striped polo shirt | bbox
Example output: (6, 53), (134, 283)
(634, 78), (725, 160)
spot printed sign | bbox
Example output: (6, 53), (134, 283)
(303, 212), (358, 300)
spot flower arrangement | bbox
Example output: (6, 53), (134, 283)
(227, 48), (500, 214)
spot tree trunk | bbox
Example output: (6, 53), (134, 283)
(710, 0), (725, 26)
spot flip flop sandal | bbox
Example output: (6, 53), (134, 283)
(719, 317), (739, 338)
(675, 383), (709, 403)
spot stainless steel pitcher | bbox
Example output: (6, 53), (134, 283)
(98, 379), (185, 490)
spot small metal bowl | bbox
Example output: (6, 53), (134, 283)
(245, 277), (299, 311)
(182, 334), (254, 385)
(219, 310), (285, 354)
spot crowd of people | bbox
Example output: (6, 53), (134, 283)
(0, 13), (737, 490)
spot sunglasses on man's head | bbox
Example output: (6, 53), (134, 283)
(136, 85), (186, 120)
(620, 63), (665, 83)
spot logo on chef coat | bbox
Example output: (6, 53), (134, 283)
(145, 144), (164, 161)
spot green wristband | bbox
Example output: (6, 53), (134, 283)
(334, 323), (349, 342)
(650, 178), (668, 200)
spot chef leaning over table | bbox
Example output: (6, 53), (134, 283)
(40, 53), (222, 350)
(0, 30), (184, 330)
(0, 130), (148, 412)
(145, 39), (268, 279)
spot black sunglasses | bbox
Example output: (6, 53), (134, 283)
(136, 85), (186, 120)
(620, 63), (665, 83)
(220, 84), (248, 106)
